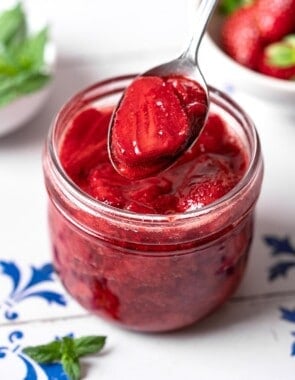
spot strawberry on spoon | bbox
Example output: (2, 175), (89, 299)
(108, 0), (218, 180)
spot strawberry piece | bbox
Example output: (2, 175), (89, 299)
(127, 177), (174, 214)
(177, 154), (238, 211)
(258, 35), (295, 79)
(110, 76), (208, 180)
(177, 178), (234, 211)
(221, 5), (264, 70)
(88, 176), (125, 208)
(60, 108), (111, 184)
(129, 177), (172, 205)
(255, 0), (295, 43)
(259, 58), (295, 80)
(196, 114), (226, 153)
(80, 276), (120, 319)
(166, 76), (208, 125)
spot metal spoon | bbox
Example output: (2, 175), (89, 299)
(109, 0), (218, 180)
(143, 0), (218, 95)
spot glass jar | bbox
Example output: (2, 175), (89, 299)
(43, 75), (263, 332)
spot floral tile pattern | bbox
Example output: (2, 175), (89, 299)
(0, 330), (68, 379)
(263, 236), (295, 281)
(0, 261), (66, 321)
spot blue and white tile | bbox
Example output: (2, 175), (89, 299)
(0, 296), (294, 380)
(0, 259), (85, 324)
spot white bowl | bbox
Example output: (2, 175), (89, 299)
(0, 3), (56, 137)
(204, 11), (295, 112)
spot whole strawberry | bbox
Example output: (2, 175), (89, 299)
(221, 5), (263, 70)
(255, 0), (295, 43)
(258, 35), (295, 80)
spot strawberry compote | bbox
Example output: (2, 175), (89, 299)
(43, 75), (263, 332)
(109, 75), (208, 180)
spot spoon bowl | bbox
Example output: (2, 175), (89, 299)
(108, 0), (218, 180)
(143, 56), (208, 98)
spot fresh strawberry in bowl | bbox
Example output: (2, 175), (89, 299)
(258, 35), (295, 80)
(255, 0), (295, 43)
(202, 0), (295, 110)
(221, 5), (263, 70)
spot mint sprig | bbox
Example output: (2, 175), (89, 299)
(23, 335), (107, 380)
(61, 337), (81, 380)
(0, 3), (51, 107)
(0, 3), (26, 47)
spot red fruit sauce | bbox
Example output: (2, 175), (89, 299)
(44, 77), (263, 332)
(61, 108), (246, 214)
(109, 75), (208, 180)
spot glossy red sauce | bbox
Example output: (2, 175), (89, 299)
(60, 107), (247, 214)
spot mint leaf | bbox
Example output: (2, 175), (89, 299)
(0, 3), (26, 46)
(23, 334), (107, 380)
(0, 53), (19, 75)
(74, 336), (106, 357)
(62, 355), (81, 380)
(16, 28), (48, 70)
(61, 336), (76, 356)
(61, 337), (81, 380)
(23, 341), (62, 363)
(0, 71), (33, 92)
(0, 72), (50, 107)
(11, 72), (50, 94)
(0, 4), (51, 107)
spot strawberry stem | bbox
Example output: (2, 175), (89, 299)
(219, 0), (253, 15)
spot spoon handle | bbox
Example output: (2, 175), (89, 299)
(183, 0), (218, 63)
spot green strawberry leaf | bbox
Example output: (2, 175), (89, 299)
(219, 0), (253, 15)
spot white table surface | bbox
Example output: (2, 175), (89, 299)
(0, 1), (295, 379)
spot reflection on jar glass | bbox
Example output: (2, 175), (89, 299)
(43, 75), (263, 332)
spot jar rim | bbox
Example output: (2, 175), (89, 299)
(47, 74), (262, 225)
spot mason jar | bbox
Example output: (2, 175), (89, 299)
(43, 75), (263, 332)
